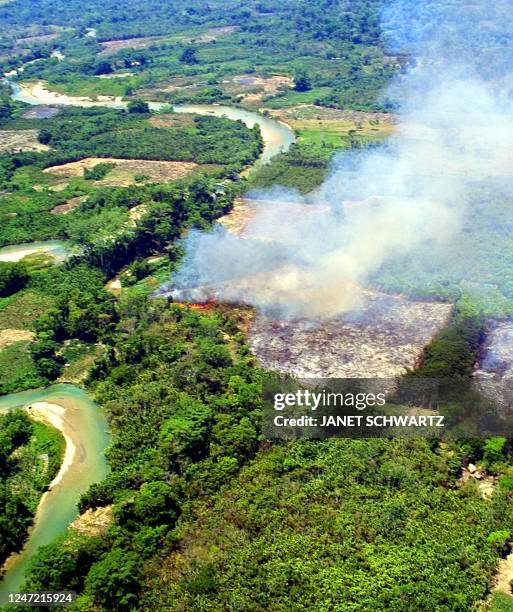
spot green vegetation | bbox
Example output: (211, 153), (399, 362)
(0, 410), (64, 566)
(0, 342), (45, 395)
(2, 2), (513, 610)
(1, 0), (396, 112)
(141, 438), (513, 610)
(20, 300), (264, 608)
(0, 261), (29, 297)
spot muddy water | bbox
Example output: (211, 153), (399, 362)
(0, 385), (109, 596)
(0, 240), (69, 263)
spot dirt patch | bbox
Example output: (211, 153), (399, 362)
(106, 276), (122, 295)
(148, 113), (195, 128)
(136, 77), (197, 98)
(458, 465), (496, 500)
(0, 329), (35, 350)
(21, 106), (60, 119)
(128, 204), (148, 223)
(0, 130), (50, 154)
(98, 36), (163, 56)
(223, 75), (293, 105)
(70, 505), (113, 536)
(51, 196), (86, 215)
(43, 157), (199, 186)
(493, 553), (513, 596)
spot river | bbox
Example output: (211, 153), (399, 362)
(0, 81), (294, 594)
(5, 80), (295, 261)
(0, 240), (69, 263)
(0, 385), (109, 597)
(9, 81), (295, 167)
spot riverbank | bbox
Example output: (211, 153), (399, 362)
(0, 240), (69, 263)
(26, 402), (75, 489)
(0, 385), (109, 595)
(9, 80), (295, 168)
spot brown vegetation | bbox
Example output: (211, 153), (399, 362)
(43, 157), (199, 186)
(0, 130), (50, 154)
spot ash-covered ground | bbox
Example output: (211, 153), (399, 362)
(474, 321), (513, 411)
(248, 290), (452, 378)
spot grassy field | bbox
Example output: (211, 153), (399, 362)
(247, 105), (395, 194)
(0, 290), (54, 329)
(0, 340), (45, 394)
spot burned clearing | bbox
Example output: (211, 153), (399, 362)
(248, 291), (452, 378)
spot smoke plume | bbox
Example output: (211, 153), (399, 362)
(170, 0), (513, 318)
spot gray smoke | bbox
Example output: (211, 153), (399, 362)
(170, 0), (513, 318)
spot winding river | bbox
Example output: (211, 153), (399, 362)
(9, 81), (295, 166)
(0, 385), (109, 596)
(4, 81), (295, 262)
(0, 81), (294, 594)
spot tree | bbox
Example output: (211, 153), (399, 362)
(127, 99), (150, 114)
(0, 262), (29, 297)
(94, 61), (113, 75)
(294, 70), (312, 92)
(84, 549), (143, 610)
(180, 46), (198, 65)
(38, 128), (52, 145)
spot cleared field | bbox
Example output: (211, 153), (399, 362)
(248, 291), (452, 378)
(0, 130), (50, 154)
(0, 328), (35, 350)
(224, 75), (293, 105)
(268, 106), (395, 143)
(51, 196), (86, 215)
(21, 107), (60, 119)
(43, 157), (200, 186)
(0, 291), (54, 330)
(98, 35), (164, 56)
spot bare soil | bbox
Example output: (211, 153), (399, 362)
(43, 157), (199, 186)
(0, 329), (35, 350)
(51, 196), (86, 215)
(70, 505), (113, 536)
(0, 130), (50, 154)
(248, 291), (452, 378)
(98, 36), (163, 56)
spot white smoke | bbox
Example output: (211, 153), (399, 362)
(170, 0), (513, 318)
